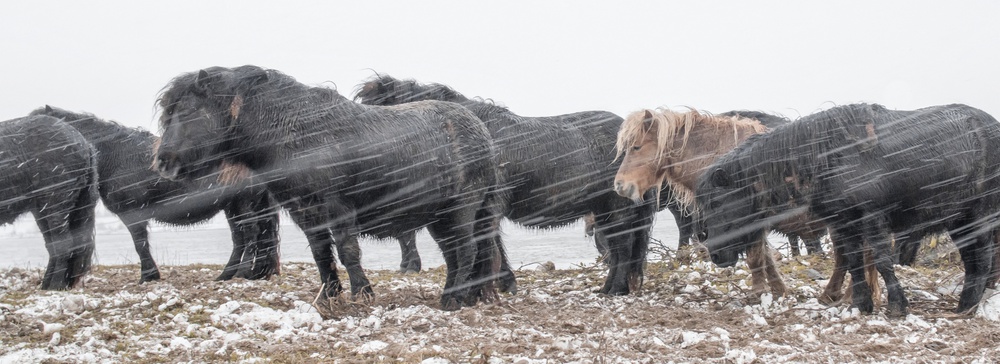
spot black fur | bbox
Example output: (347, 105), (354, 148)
(155, 66), (507, 310)
(697, 103), (1000, 316)
(356, 75), (658, 295)
(29, 106), (280, 283)
(1, 115), (98, 290)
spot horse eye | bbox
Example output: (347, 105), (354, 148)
(632, 145), (641, 151)
(710, 200), (722, 209)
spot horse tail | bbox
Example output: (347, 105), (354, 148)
(67, 145), (100, 288)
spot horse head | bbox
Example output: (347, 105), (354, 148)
(614, 109), (666, 203)
(154, 65), (268, 181)
(694, 166), (768, 267)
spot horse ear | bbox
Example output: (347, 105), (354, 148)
(642, 110), (654, 124)
(195, 69), (213, 91)
(711, 168), (732, 187)
(246, 68), (268, 85)
(45, 105), (53, 113)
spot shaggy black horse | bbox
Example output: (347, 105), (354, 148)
(696, 103), (1000, 316)
(1, 115), (98, 289)
(29, 106), (280, 283)
(154, 65), (506, 310)
(356, 75), (657, 295)
(717, 110), (823, 256)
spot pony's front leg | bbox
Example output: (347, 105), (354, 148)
(834, 220), (874, 314)
(331, 230), (373, 301)
(865, 216), (907, 317)
(820, 236), (849, 304)
(746, 237), (785, 297)
(428, 216), (478, 311)
(288, 207), (342, 299)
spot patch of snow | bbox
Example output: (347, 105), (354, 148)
(356, 340), (389, 354)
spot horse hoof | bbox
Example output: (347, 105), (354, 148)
(440, 296), (462, 311)
(398, 267), (420, 274)
(138, 274), (161, 284)
(352, 286), (375, 303)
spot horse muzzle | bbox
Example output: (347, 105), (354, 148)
(613, 180), (643, 202)
(155, 153), (183, 181)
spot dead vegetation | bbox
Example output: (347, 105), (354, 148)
(1, 243), (999, 363)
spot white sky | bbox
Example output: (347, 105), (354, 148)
(2, 1), (999, 129)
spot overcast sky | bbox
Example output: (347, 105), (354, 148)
(2, 1), (998, 130)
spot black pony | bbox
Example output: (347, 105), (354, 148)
(716, 110), (823, 256)
(1, 115), (98, 289)
(154, 65), (506, 310)
(356, 75), (658, 295)
(696, 103), (1000, 316)
(30, 106), (281, 283)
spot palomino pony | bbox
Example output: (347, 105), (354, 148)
(356, 75), (658, 296)
(613, 108), (878, 302)
(1, 115), (98, 290)
(30, 106), (281, 283)
(696, 103), (1000, 316)
(154, 66), (506, 310)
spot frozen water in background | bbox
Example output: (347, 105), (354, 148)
(0, 205), (684, 272)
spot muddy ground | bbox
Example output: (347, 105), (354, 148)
(2, 245), (999, 363)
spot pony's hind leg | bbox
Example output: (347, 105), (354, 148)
(37, 213), (75, 290)
(124, 220), (160, 283)
(787, 234), (802, 257)
(954, 227), (996, 314)
(66, 189), (97, 288)
(397, 230), (421, 274)
(820, 238), (849, 304)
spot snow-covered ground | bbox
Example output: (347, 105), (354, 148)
(2, 247), (1000, 363)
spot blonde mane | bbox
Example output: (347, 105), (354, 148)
(615, 108), (769, 210)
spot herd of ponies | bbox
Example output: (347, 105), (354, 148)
(4, 65), (999, 316)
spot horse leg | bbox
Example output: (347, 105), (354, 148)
(289, 207), (342, 299)
(37, 212), (74, 290)
(666, 200), (693, 248)
(218, 203), (249, 281)
(895, 232), (922, 266)
(492, 227), (517, 295)
(427, 215), (477, 310)
(397, 230), (421, 274)
(589, 213), (610, 264)
(66, 192), (96, 288)
(820, 236), (848, 304)
(124, 220), (160, 283)
(836, 219), (875, 314)
(787, 233), (802, 257)
(865, 219), (905, 317)
(626, 202), (656, 293)
(249, 196), (281, 279)
(33, 214), (58, 289)
(595, 211), (632, 296)
(745, 240), (769, 296)
(236, 192), (281, 280)
(331, 231), (373, 301)
(954, 227), (995, 314)
(989, 229), (1000, 289)
(805, 236), (824, 256)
